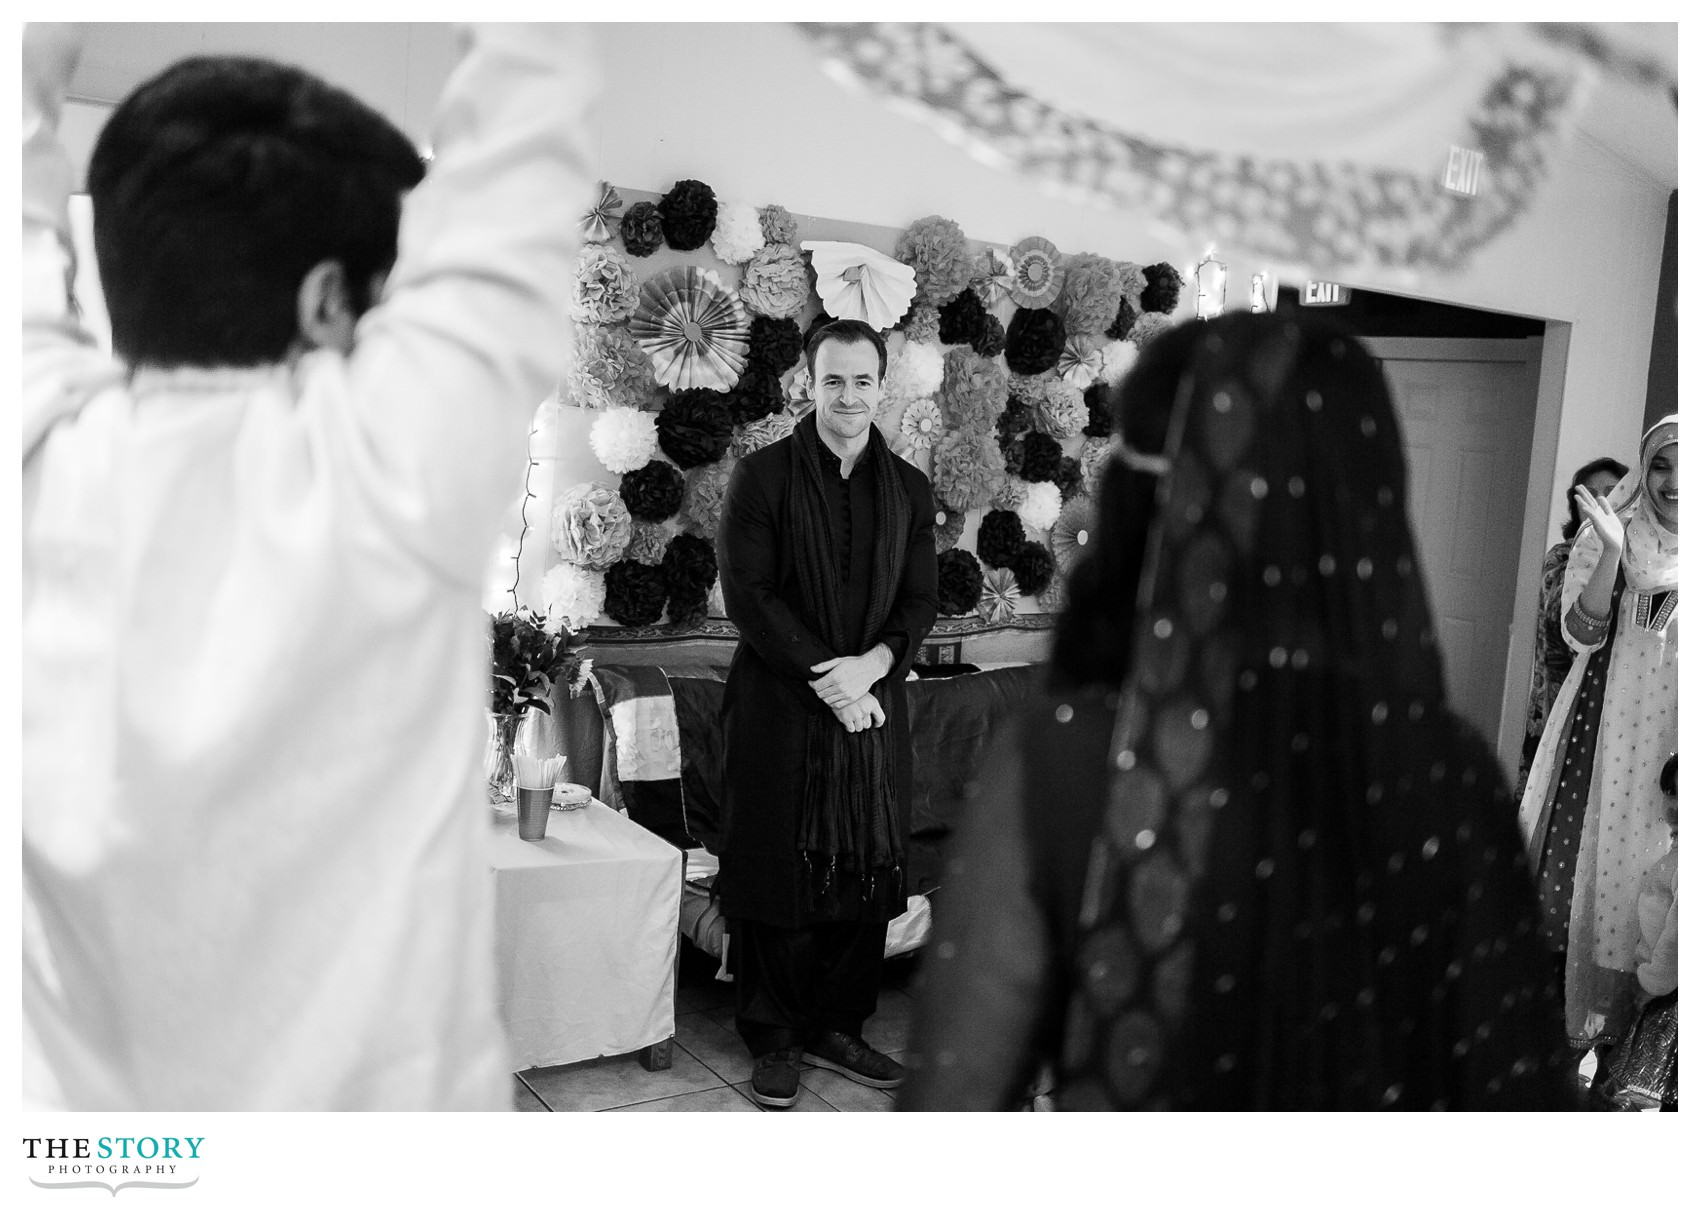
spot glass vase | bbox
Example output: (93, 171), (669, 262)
(485, 711), (521, 804)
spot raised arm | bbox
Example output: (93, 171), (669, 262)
(1559, 496), (1622, 654)
(329, 23), (600, 583)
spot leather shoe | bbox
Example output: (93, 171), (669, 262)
(803, 1030), (905, 1089)
(750, 1046), (803, 1108)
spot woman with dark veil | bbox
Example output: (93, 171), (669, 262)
(899, 312), (1570, 1111)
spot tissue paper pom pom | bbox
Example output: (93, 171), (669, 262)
(590, 406), (660, 475)
(1055, 253), (1123, 336)
(936, 549), (984, 617)
(661, 532), (719, 600)
(746, 315), (804, 376)
(569, 245), (639, 324)
(1117, 261), (1148, 302)
(550, 484), (634, 571)
(667, 587), (710, 629)
(972, 313), (1007, 359)
(976, 509), (1026, 569)
(568, 324), (654, 410)
(1101, 338), (1138, 384)
(542, 562), (607, 633)
(620, 201), (665, 257)
(1012, 540), (1057, 597)
(710, 200), (765, 265)
(739, 244), (810, 320)
(900, 399), (946, 451)
(726, 369), (785, 424)
(931, 430), (1005, 512)
(991, 478), (1027, 512)
(1139, 262), (1183, 314)
(1004, 307), (1068, 375)
(1016, 432), (1062, 483)
(1105, 296), (1140, 341)
(657, 178), (718, 251)
(627, 520), (670, 566)
(977, 566), (1021, 624)
(1007, 374), (1050, 407)
(938, 348), (1008, 437)
(731, 411), (797, 457)
(758, 204), (797, 246)
(895, 215), (973, 305)
(1079, 436), (1114, 497)
(1055, 455), (1084, 500)
(620, 459), (685, 523)
(657, 388), (734, 469)
(681, 458), (734, 538)
(884, 340), (946, 404)
(1051, 495), (1095, 578)
(1083, 382), (1115, 438)
(937, 289), (988, 346)
(997, 399), (1035, 448)
(1034, 379), (1088, 439)
(604, 559), (669, 626)
(900, 304), (942, 347)
(1017, 480), (1064, 533)
(932, 502), (965, 553)
(1131, 310), (1173, 350)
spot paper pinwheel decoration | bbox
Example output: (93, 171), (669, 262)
(1057, 336), (1109, 390)
(629, 265), (751, 391)
(899, 399), (945, 451)
(1050, 495), (1094, 579)
(581, 181), (622, 244)
(1008, 236), (1064, 309)
(971, 245), (1016, 310)
(800, 241), (918, 332)
(977, 566), (1022, 624)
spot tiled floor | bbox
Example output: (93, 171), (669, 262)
(513, 947), (916, 1112)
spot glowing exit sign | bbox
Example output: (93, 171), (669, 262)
(1302, 281), (1352, 307)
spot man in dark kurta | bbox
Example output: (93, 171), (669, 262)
(715, 318), (939, 1108)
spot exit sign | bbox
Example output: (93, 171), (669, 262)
(1302, 281), (1352, 307)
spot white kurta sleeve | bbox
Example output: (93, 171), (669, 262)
(1558, 522), (1609, 655)
(322, 23), (600, 585)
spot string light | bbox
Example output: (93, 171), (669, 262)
(1194, 247), (1228, 321)
(1249, 271), (1277, 313)
(508, 420), (540, 614)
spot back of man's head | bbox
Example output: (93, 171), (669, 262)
(87, 55), (426, 370)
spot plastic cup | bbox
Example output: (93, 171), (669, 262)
(515, 785), (554, 841)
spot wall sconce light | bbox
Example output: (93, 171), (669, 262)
(1195, 248), (1228, 320)
(1249, 272), (1277, 313)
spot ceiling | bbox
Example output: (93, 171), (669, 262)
(64, 22), (1676, 191)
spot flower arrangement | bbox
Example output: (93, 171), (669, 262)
(489, 609), (586, 717)
(937, 548), (983, 616)
(739, 244), (811, 319)
(758, 203), (797, 246)
(1054, 253), (1123, 336)
(569, 245), (640, 325)
(657, 178), (718, 251)
(894, 215), (973, 305)
(550, 483), (634, 571)
(711, 199), (766, 265)
(620, 201), (665, 257)
(1139, 262), (1183, 315)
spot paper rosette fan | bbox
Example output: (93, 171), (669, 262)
(977, 567), (1021, 624)
(581, 181), (622, 244)
(1008, 236), (1064, 308)
(629, 265), (751, 391)
(800, 241), (917, 331)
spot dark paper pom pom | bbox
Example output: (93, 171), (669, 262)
(657, 178), (718, 251)
(1083, 382), (1115, 438)
(1055, 455), (1084, 500)
(1004, 307), (1068, 375)
(1012, 541), (1056, 597)
(937, 289), (988, 346)
(746, 315), (804, 376)
(604, 559), (669, 626)
(620, 459), (685, 523)
(998, 399), (1035, 448)
(972, 313), (1007, 359)
(1139, 262), (1182, 315)
(1018, 432), (1062, 483)
(661, 532), (719, 601)
(937, 549), (984, 617)
(726, 369), (785, 424)
(620, 201), (665, 258)
(657, 388), (734, 469)
(976, 509), (1026, 570)
(1105, 296), (1139, 341)
(666, 587), (710, 629)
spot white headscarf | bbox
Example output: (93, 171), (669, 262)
(1599, 413), (1678, 592)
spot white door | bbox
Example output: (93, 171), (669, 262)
(1364, 337), (1543, 750)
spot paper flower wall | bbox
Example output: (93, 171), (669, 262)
(581, 181), (622, 244)
(977, 567), (1021, 624)
(710, 200), (766, 265)
(589, 406), (659, 474)
(1016, 480), (1064, 533)
(657, 178), (718, 251)
(542, 562), (607, 633)
(1057, 335), (1108, 390)
(621, 201), (665, 257)
(550, 484), (634, 571)
(569, 245), (640, 325)
(1035, 379), (1088, 439)
(1008, 236), (1064, 308)
(758, 204), (798, 246)
(970, 246), (1015, 310)
(937, 548), (983, 616)
(681, 458), (735, 538)
(739, 245), (812, 320)
(1055, 253), (1124, 336)
(630, 265), (751, 391)
(567, 323), (655, 410)
(884, 339), (946, 404)
(1130, 310), (1173, 350)
(932, 430), (1006, 512)
(901, 304), (941, 346)
(894, 215), (973, 305)
(900, 399), (946, 451)
(801, 241), (918, 331)
(627, 520), (670, 567)
(1012, 541), (1057, 597)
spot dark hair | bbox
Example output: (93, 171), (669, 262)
(1561, 456), (1630, 540)
(87, 55), (426, 369)
(1660, 754), (1677, 797)
(1047, 319), (1195, 691)
(803, 317), (887, 381)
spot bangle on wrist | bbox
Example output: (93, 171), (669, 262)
(1570, 601), (1609, 631)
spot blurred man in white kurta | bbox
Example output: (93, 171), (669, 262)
(21, 23), (596, 1110)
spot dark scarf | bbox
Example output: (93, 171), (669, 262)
(786, 411), (909, 913)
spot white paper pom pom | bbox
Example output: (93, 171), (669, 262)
(589, 406), (659, 474)
(541, 562), (607, 632)
(1017, 480), (1063, 533)
(1100, 338), (1138, 386)
(710, 200), (766, 266)
(883, 339), (946, 404)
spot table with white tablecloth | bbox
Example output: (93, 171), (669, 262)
(489, 798), (682, 1070)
